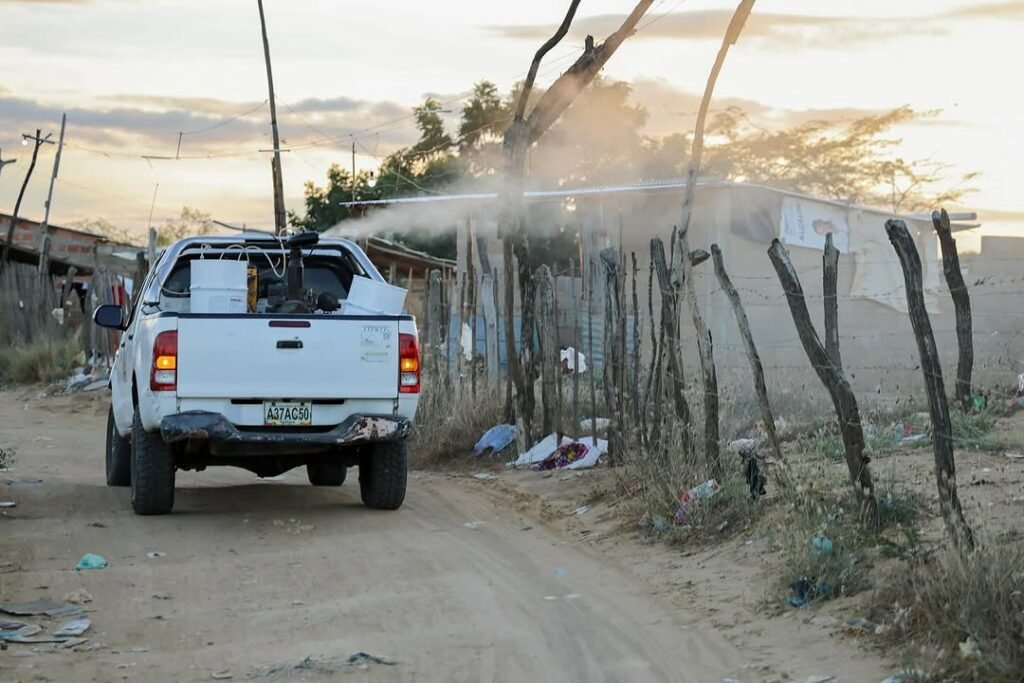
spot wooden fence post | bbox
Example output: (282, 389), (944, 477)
(932, 208), (974, 410)
(768, 239), (878, 527)
(675, 226), (720, 479)
(711, 244), (784, 465)
(481, 272), (499, 386)
(570, 259), (581, 437)
(823, 233), (842, 371)
(650, 237), (690, 450)
(886, 219), (975, 552)
(630, 252), (641, 435)
(600, 248), (625, 461)
(535, 265), (560, 437)
(427, 270), (444, 379)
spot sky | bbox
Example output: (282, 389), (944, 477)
(1, 0), (1022, 242)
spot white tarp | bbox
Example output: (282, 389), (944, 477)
(780, 196), (850, 254)
(848, 212), (940, 314)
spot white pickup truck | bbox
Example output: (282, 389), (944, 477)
(93, 232), (420, 515)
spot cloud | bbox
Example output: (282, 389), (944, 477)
(947, 2), (1024, 19)
(0, 92), (421, 158)
(489, 2), (1024, 49)
(0, 0), (91, 4)
(628, 78), (893, 137)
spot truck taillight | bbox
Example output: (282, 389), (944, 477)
(398, 333), (420, 394)
(150, 331), (178, 391)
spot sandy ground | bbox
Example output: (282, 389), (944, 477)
(0, 388), (902, 683)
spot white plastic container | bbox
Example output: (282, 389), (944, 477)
(343, 276), (407, 315)
(190, 259), (248, 314)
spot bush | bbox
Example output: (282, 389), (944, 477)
(0, 334), (83, 385)
(871, 541), (1024, 682)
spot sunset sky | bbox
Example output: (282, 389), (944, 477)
(1, 0), (1021, 240)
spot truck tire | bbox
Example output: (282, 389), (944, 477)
(307, 460), (346, 486)
(130, 407), (175, 515)
(106, 405), (131, 487)
(359, 440), (408, 510)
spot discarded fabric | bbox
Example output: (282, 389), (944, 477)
(347, 652), (396, 667)
(0, 624), (42, 642)
(53, 618), (91, 638)
(788, 577), (832, 607)
(473, 424), (517, 456)
(537, 442), (590, 471)
(509, 433), (566, 468)
(75, 553), (108, 571)
(0, 598), (79, 617)
(560, 347), (588, 374)
(739, 449), (767, 500)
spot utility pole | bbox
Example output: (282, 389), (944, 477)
(1, 129), (52, 278)
(351, 141), (357, 202)
(38, 113), (67, 277)
(0, 148), (16, 178)
(257, 0), (287, 235)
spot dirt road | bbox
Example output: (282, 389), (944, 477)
(0, 389), (889, 682)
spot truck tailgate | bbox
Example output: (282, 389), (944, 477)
(175, 317), (400, 400)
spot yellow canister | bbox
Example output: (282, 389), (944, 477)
(246, 266), (258, 312)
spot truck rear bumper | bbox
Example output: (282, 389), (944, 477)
(160, 411), (410, 456)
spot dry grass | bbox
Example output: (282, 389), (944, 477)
(619, 420), (761, 543)
(0, 333), (83, 386)
(869, 539), (1024, 682)
(411, 369), (507, 467)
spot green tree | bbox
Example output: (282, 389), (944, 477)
(288, 164), (375, 232)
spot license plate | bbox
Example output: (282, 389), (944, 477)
(263, 401), (312, 426)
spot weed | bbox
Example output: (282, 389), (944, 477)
(0, 334), (83, 385)
(619, 420), (761, 543)
(870, 541), (1024, 682)
(0, 446), (15, 469)
(411, 369), (506, 467)
(951, 409), (1003, 451)
(774, 471), (925, 605)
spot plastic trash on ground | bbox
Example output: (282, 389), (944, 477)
(673, 479), (721, 526)
(75, 553), (108, 571)
(473, 424), (517, 456)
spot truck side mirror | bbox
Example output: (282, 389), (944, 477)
(93, 304), (127, 331)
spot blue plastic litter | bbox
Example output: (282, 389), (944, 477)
(75, 553), (108, 571)
(811, 536), (834, 556)
(473, 424), (517, 456)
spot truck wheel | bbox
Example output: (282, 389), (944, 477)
(359, 440), (408, 510)
(130, 407), (175, 515)
(106, 405), (131, 487)
(307, 460), (346, 486)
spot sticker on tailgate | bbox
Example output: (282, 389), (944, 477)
(360, 325), (393, 363)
